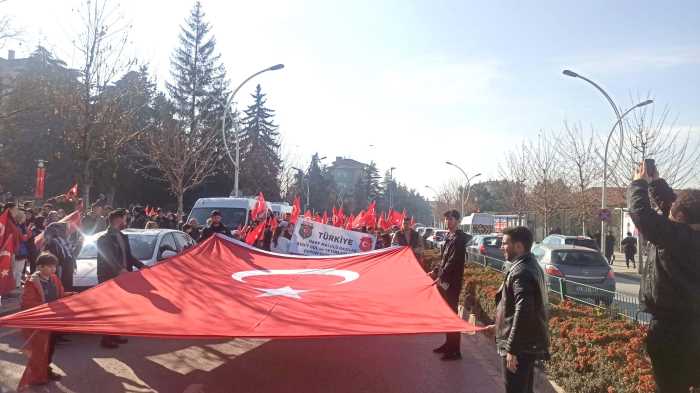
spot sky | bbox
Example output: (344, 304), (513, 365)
(3, 0), (699, 195)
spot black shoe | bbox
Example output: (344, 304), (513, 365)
(441, 351), (462, 361)
(114, 337), (128, 344)
(48, 369), (62, 381)
(433, 344), (448, 354)
(100, 340), (119, 349)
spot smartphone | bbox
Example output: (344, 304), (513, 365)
(644, 158), (657, 176)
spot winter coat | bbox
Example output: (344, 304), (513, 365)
(629, 179), (700, 319)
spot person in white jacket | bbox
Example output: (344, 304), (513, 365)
(270, 221), (291, 254)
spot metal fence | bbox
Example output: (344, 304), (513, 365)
(467, 252), (651, 324)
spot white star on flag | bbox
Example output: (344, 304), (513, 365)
(0, 269), (9, 278)
(255, 286), (310, 299)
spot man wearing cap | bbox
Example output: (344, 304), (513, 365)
(200, 210), (230, 242)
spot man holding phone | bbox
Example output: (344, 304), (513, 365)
(628, 159), (700, 392)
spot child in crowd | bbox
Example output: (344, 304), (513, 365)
(18, 252), (73, 389)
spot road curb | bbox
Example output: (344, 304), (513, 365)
(615, 271), (640, 281)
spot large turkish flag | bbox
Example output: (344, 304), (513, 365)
(0, 235), (479, 338)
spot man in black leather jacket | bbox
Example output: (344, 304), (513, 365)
(430, 209), (470, 361)
(488, 226), (549, 393)
(628, 162), (700, 393)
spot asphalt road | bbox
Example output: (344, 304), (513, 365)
(0, 328), (551, 393)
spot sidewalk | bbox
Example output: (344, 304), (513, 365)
(0, 288), (21, 317)
(610, 251), (641, 281)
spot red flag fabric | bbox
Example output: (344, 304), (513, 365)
(364, 201), (377, 229)
(389, 210), (405, 227)
(304, 210), (312, 219)
(269, 216), (279, 235)
(377, 214), (387, 232)
(352, 210), (365, 229)
(0, 209), (20, 294)
(65, 184), (79, 201)
(345, 214), (355, 230)
(333, 208), (345, 227)
(245, 220), (266, 245)
(290, 196), (301, 224)
(251, 193), (267, 220)
(0, 235), (480, 337)
(321, 211), (328, 225)
(34, 209), (82, 250)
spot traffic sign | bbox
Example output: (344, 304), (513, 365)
(599, 208), (612, 222)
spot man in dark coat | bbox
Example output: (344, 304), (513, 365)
(628, 161), (700, 393)
(392, 217), (424, 261)
(430, 209), (470, 360)
(200, 210), (230, 242)
(487, 226), (549, 393)
(96, 209), (147, 349)
(620, 232), (637, 268)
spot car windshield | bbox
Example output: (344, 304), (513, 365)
(435, 231), (448, 240)
(483, 237), (502, 247)
(189, 207), (247, 229)
(78, 234), (158, 260)
(552, 250), (608, 266)
(564, 238), (598, 250)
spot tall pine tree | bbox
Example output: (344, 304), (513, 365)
(166, 1), (233, 197)
(353, 161), (381, 210)
(238, 84), (283, 199)
(167, 1), (228, 136)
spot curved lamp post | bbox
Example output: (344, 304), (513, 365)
(222, 64), (284, 196)
(563, 69), (652, 255)
(445, 161), (481, 218)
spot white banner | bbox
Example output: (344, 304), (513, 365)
(290, 218), (376, 256)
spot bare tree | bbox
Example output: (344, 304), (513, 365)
(64, 0), (135, 205)
(133, 107), (219, 220)
(0, 0), (20, 48)
(607, 97), (700, 189)
(556, 122), (601, 234)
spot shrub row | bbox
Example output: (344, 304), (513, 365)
(423, 250), (655, 393)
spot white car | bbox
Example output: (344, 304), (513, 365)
(426, 230), (449, 250)
(73, 229), (195, 289)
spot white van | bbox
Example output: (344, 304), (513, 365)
(461, 213), (495, 235)
(187, 197), (257, 229)
(268, 202), (293, 217)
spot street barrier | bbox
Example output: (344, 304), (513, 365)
(467, 252), (651, 324)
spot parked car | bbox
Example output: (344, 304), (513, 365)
(421, 227), (436, 248)
(541, 234), (599, 250)
(532, 244), (615, 305)
(467, 234), (504, 267)
(73, 229), (196, 290)
(426, 230), (449, 249)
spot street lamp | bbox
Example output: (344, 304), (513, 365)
(445, 161), (481, 218)
(222, 64), (285, 197)
(424, 185), (439, 227)
(389, 167), (397, 209)
(563, 69), (652, 256)
(292, 166), (310, 211)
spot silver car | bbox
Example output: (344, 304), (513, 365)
(532, 244), (616, 305)
(73, 229), (195, 289)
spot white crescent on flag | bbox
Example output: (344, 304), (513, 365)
(231, 269), (360, 299)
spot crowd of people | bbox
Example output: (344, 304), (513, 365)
(2, 159), (698, 393)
